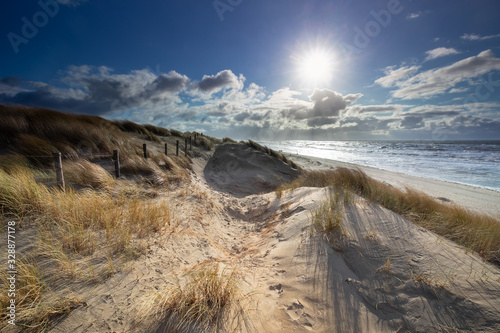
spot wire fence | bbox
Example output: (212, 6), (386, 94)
(11, 139), (195, 190)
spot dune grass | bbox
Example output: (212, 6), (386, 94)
(63, 159), (116, 191)
(0, 161), (174, 329)
(0, 105), (192, 177)
(280, 168), (500, 264)
(144, 124), (172, 137)
(0, 105), (207, 330)
(310, 189), (350, 251)
(246, 140), (302, 171)
(193, 134), (222, 151)
(0, 105), (129, 162)
(142, 261), (250, 333)
(112, 120), (162, 143)
(0, 257), (83, 332)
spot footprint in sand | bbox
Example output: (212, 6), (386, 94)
(269, 283), (284, 296)
(286, 300), (315, 329)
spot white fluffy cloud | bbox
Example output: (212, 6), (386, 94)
(376, 50), (500, 99)
(424, 47), (460, 61)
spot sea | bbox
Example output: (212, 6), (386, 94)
(260, 140), (500, 191)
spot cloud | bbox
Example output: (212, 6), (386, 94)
(461, 33), (500, 41)
(406, 12), (422, 20)
(346, 104), (406, 116)
(2, 63), (498, 141)
(0, 66), (189, 114)
(309, 89), (363, 118)
(400, 116), (424, 129)
(194, 70), (244, 93)
(307, 117), (338, 128)
(379, 50), (500, 99)
(448, 87), (469, 93)
(146, 72), (189, 95)
(424, 47), (460, 61)
(234, 112), (250, 122)
(375, 66), (420, 88)
(401, 109), (460, 119)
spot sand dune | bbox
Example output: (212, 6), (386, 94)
(204, 143), (300, 197)
(247, 187), (500, 332)
(23, 142), (500, 332)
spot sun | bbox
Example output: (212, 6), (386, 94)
(296, 48), (335, 87)
(290, 39), (339, 89)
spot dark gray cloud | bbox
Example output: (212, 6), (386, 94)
(194, 70), (243, 93)
(233, 111), (268, 123)
(234, 112), (250, 122)
(309, 89), (363, 118)
(0, 84), (91, 112)
(177, 110), (197, 121)
(278, 90), (363, 121)
(249, 113), (266, 121)
(402, 110), (460, 118)
(0, 68), (189, 115)
(145, 72), (189, 95)
(401, 116), (425, 129)
(307, 117), (338, 127)
(0, 76), (23, 86)
(346, 104), (405, 116)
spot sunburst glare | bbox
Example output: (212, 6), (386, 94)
(294, 47), (337, 87)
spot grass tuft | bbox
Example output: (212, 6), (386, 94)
(143, 261), (250, 332)
(63, 159), (115, 190)
(0, 258), (82, 332)
(311, 190), (347, 249)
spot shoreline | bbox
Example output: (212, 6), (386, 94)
(285, 152), (500, 217)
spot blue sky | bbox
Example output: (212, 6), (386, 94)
(1, 0), (500, 140)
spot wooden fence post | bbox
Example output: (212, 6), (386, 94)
(113, 149), (120, 178)
(176, 140), (179, 156)
(53, 152), (65, 190)
(164, 143), (168, 155)
(143, 143), (148, 159)
(184, 137), (188, 156)
(189, 136), (192, 150)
